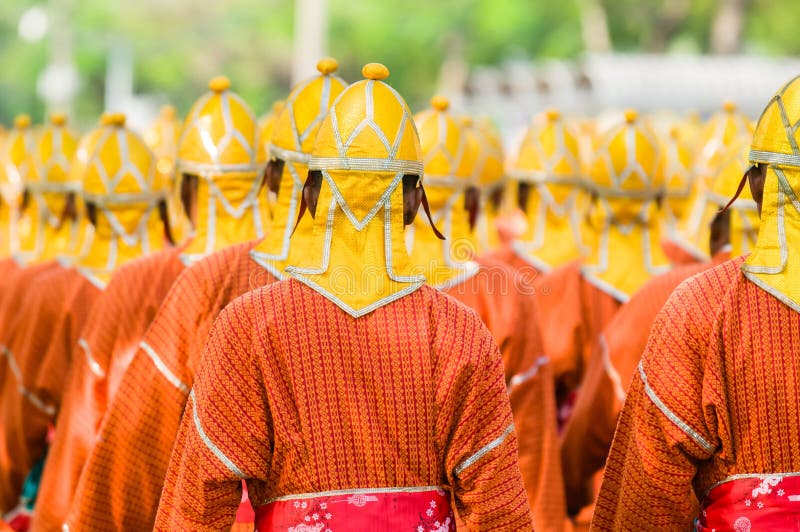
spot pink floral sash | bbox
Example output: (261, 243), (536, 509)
(697, 473), (800, 531)
(254, 486), (455, 532)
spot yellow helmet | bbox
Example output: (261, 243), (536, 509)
(508, 108), (587, 271)
(749, 78), (800, 169)
(415, 96), (480, 188)
(1, 114), (36, 205)
(469, 117), (506, 252)
(694, 100), (754, 181)
(56, 114), (115, 264)
(658, 126), (694, 224)
(250, 59), (347, 279)
(15, 114), (80, 263)
(178, 76), (261, 176)
(310, 63), (421, 173)
(671, 103), (753, 261)
(472, 117), (505, 190)
(582, 109), (669, 302)
(512, 109), (582, 188)
(255, 99), (285, 164)
(177, 76), (273, 264)
(587, 110), (662, 208)
(76, 114), (168, 287)
(286, 62), (425, 317)
(29, 113), (79, 192)
(743, 75), (800, 311)
(270, 58), (347, 164)
(83, 114), (164, 203)
(69, 113), (114, 185)
(407, 96), (481, 288)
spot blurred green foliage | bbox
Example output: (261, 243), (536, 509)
(0, 0), (796, 127)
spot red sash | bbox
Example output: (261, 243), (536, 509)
(697, 473), (800, 531)
(254, 487), (454, 532)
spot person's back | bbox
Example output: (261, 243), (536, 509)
(160, 280), (528, 529)
(594, 75), (800, 531)
(155, 62), (532, 531)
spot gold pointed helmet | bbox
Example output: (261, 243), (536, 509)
(414, 96), (480, 191)
(310, 62), (422, 176)
(658, 126), (694, 218)
(270, 58), (347, 164)
(470, 117), (505, 190)
(69, 113), (115, 185)
(83, 113), (164, 204)
(288, 63), (425, 317)
(0, 114), (36, 205)
(750, 76), (800, 169)
(177, 76), (262, 177)
(694, 100), (754, 182)
(587, 110), (662, 221)
(29, 113), (80, 236)
(742, 75), (800, 310)
(29, 113), (79, 193)
(511, 108), (582, 188)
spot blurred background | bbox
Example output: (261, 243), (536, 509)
(1, 0), (799, 134)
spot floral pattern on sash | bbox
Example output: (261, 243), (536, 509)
(255, 487), (455, 532)
(697, 473), (800, 531)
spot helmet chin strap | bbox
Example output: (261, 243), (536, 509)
(719, 171), (750, 214)
(290, 173), (315, 238)
(420, 184), (445, 240)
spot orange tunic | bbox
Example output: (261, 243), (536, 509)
(533, 260), (621, 417)
(560, 253), (728, 515)
(0, 260), (59, 338)
(0, 267), (99, 512)
(591, 256), (800, 529)
(66, 240), (275, 531)
(31, 246), (187, 531)
(448, 257), (565, 530)
(0, 260), (60, 410)
(155, 280), (532, 531)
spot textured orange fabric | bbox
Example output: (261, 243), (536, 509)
(0, 261), (59, 340)
(449, 256), (565, 530)
(589, 255), (800, 529)
(0, 260), (60, 410)
(155, 280), (532, 531)
(560, 252), (728, 515)
(31, 246), (187, 531)
(0, 267), (98, 512)
(0, 258), (21, 319)
(66, 240), (274, 531)
(533, 261), (621, 413)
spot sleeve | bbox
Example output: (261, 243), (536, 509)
(66, 268), (218, 531)
(155, 293), (272, 531)
(505, 293), (566, 529)
(439, 310), (533, 531)
(592, 283), (720, 530)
